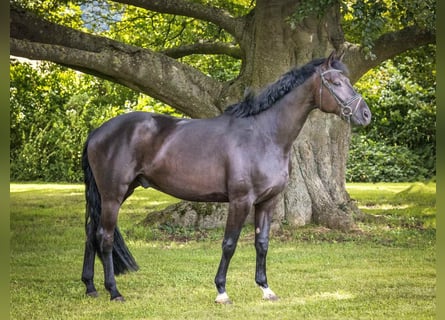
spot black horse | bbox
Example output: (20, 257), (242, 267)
(81, 52), (371, 304)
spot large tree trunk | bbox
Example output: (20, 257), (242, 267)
(285, 112), (357, 230)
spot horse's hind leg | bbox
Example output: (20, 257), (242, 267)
(97, 199), (124, 301)
(82, 221), (98, 297)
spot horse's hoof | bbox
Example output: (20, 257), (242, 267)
(263, 294), (279, 302)
(215, 292), (232, 305)
(86, 291), (98, 298)
(215, 298), (233, 305)
(261, 287), (279, 301)
(111, 295), (125, 302)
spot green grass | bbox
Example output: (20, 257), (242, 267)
(10, 182), (435, 319)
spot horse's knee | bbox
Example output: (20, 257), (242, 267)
(255, 236), (269, 254)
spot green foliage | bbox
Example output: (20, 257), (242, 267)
(344, 0), (435, 59)
(345, 0), (387, 59)
(10, 61), (81, 181)
(9, 60), (159, 182)
(9, 59), (190, 182)
(288, 0), (341, 26)
(348, 47), (436, 182)
(12, 0), (86, 29)
(347, 135), (428, 182)
(132, 95), (184, 117)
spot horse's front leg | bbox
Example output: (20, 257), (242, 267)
(254, 195), (280, 301)
(214, 197), (253, 304)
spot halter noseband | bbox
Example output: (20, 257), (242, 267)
(319, 69), (363, 122)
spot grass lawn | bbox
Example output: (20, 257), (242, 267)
(10, 182), (435, 319)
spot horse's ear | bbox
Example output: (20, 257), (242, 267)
(324, 50), (336, 69)
(325, 50), (344, 68)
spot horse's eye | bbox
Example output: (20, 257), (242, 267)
(332, 80), (341, 86)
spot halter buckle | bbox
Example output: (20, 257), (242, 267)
(341, 105), (353, 117)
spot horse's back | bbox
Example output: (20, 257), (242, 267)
(89, 111), (176, 138)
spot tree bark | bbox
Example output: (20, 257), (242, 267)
(10, 1), (435, 230)
(288, 111), (355, 230)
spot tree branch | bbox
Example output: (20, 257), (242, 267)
(373, 26), (435, 62)
(161, 41), (242, 59)
(342, 26), (435, 82)
(10, 6), (223, 118)
(114, 0), (246, 41)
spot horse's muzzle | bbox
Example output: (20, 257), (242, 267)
(351, 100), (371, 126)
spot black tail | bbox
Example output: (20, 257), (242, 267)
(82, 136), (139, 275)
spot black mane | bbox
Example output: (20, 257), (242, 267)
(224, 58), (347, 118)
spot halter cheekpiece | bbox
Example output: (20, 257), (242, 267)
(319, 68), (362, 122)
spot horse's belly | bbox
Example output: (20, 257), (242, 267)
(168, 189), (229, 202)
(151, 181), (229, 202)
(145, 163), (228, 202)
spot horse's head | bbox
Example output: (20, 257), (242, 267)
(315, 52), (371, 126)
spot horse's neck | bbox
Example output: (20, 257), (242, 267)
(262, 82), (316, 153)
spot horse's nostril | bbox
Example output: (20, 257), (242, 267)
(363, 110), (370, 119)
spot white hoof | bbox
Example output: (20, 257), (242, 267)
(260, 286), (279, 301)
(215, 292), (232, 304)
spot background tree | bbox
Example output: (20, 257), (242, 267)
(10, 0), (436, 230)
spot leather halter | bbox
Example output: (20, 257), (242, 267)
(319, 69), (363, 122)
